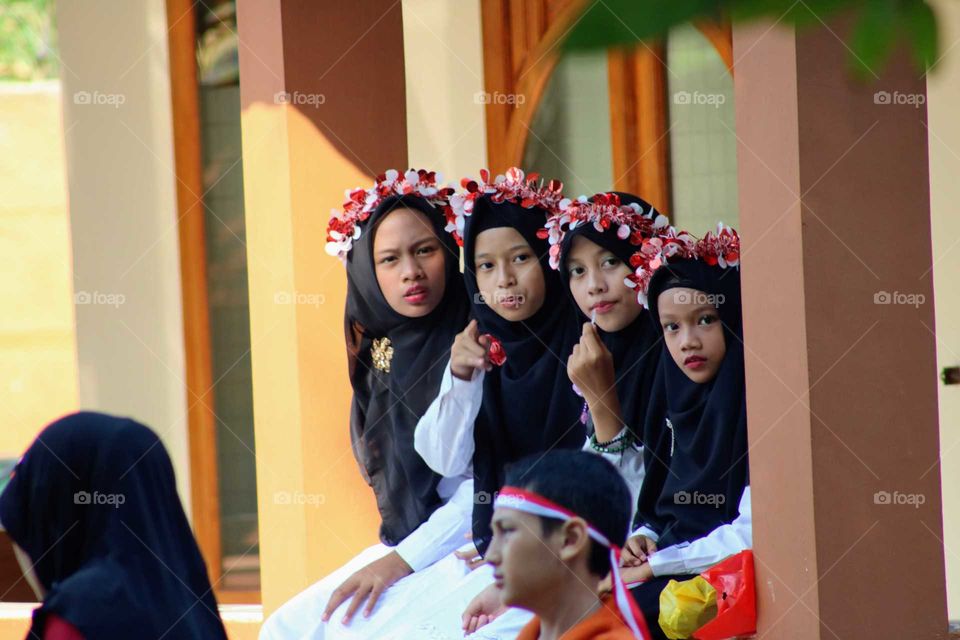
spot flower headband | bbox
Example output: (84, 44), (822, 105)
(324, 169), (455, 262)
(625, 223), (741, 308)
(495, 487), (651, 639)
(540, 192), (670, 270)
(445, 167), (565, 246)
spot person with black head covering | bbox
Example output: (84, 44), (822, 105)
(261, 169), (472, 639)
(551, 192), (668, 509)
(0, 411), (228, 640)
(614, 225), (751, 640)
(411, 168), (584, 638)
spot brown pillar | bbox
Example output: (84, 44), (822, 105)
(236, 0), (407, 614)
(734, 17), (948, 639)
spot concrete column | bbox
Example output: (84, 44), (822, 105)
(237, 0), (407, 613)
(734, 16), (948, 638)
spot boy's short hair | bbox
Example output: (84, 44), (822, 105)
(503, 450), (632, 577)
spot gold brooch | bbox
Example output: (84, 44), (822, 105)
(371, 337), (394, 373)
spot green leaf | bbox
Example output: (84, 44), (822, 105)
(562, 0), (721, 51)
(902, 0), (939, 72)
(848, 0), (897, 78)
(559, 0), (943, 79)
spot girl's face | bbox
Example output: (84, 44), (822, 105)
(473, 227), (545, 322)
(657, 287), (727, 384)
(565, 235), (644, 332)
(373, 207), (447, 317)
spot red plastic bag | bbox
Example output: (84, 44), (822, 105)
(692, 550), (756, 639)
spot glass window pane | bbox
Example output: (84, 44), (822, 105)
(523, 50), (614, 196)
(197, 0), (259, 593)
(666, 25), (739, 232)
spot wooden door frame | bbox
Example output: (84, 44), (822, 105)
(479, 0), (732, 215)
(165, 0), (259, 605)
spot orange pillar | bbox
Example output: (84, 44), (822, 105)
(236, 0), (407, 615)
(734, 17), (948, 639)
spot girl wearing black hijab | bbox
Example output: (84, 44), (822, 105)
(412, 169), (586, 637)
(556, 192), (667, 509)
(616, 226), (751, 640)
(0, 411), (228, 640)
(415, 168), (584, 557)
(262, 170), (474, 639)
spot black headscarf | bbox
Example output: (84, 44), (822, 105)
(557, 193), (663, 442)
(633, 259), (749, 548)
(344, 194), (470, 545)
(464, 196), (584, 555)
(0, 412), (227, 640)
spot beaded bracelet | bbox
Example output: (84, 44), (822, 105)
(589, 429), (634, 454)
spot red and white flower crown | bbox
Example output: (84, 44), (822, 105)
(625, 223), (741, 308)
(539, 192), (670, 270)
(325, 169), (454, 262)
(445, 167), (565, 246)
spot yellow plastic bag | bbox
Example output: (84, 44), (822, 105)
(658, 576), (719, 639)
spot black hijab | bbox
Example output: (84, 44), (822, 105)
(0, 412), (227, 640)
(344, 194), (470, 545)
(634, 259), (749, 548)
(557, 193), (663, 442)
(464, 196), (584, 555)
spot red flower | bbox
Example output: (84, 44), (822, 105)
(483, 334), (507, 367)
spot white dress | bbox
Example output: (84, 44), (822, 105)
(261, 360), (646, 639)
(633, 485), (752, 578)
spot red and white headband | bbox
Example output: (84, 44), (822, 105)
(495, 486), (651, 639)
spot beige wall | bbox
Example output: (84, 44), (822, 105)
(402, 0), (488, 179)
(55, 0), (192, 514)
(928, 0), (960, 620)
(0, 82), (78, 459)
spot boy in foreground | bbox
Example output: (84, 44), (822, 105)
(485, 450), (650, 639)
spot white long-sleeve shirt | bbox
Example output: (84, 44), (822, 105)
(582, 427), (645, 518)
(414, 359), (484, 477)
(632, 485), (752, 577)
(414, 358), (646, 516)
(393, 475), (474, 572)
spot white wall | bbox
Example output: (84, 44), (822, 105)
(55, 0), (192, 515)
(402, 0), (488, 180)
(928, 0), (960, 619)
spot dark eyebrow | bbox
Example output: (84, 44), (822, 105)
(661, 304), (719, 322)
(375, 234), (437, 257)
(476, 244), (529, 260)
